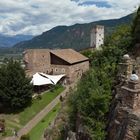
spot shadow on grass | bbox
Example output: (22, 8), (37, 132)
(0, 100), (32, 114)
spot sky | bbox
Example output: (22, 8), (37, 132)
(0, 0), (139, 36)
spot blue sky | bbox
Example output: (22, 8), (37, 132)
(73, 0), (111, 7)
(0, 0), (139, 36)
(79, 1), (111, 8)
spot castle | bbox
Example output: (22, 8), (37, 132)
(23, 25), (104, 84)
(23, 49), (89, 84)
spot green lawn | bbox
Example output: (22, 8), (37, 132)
(19, 86), (64, 125)
(29, 103), (61, 140)
(0, 86), (64, 137)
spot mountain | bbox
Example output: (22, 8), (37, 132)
(0, 34), (33, 48)
(13, 13), (134, 51)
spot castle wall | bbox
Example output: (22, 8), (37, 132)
(106, 55), (140, 140)
(24, 49), (51, 75)
(51, 60), (89, 83)
(69, 61), (89, 83)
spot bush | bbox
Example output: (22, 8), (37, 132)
(36, 94), (42, 100)
(136, 130), (140, 140)
(50, 84), (61, 92)
(0, 119), (5, 132)
(20, 134), (30, 140)
(2, 131), (7, 136)
(41, 119), (45, 123)
(0, 119), (5, 123)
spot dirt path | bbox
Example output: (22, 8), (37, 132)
(3, 86), (70, 140)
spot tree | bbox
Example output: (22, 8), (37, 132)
(105, 24), (132, 51)
(68, 25), (131, 139)
(0, 59), (33, 110)
(132, 6), (140, 45)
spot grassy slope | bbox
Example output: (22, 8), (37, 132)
(29, 103), (61, 140)
(19, 86), (64, 125)
(0, 86), (64, 137)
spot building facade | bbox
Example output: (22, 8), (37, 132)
(23, 49), (89, 83)
(90, 25), (104, 50)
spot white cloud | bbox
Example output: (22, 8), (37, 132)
(0, 0), (139, 35)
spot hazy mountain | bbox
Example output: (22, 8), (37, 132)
(0, 34), (33, 48)
(13, 13), (134, 51)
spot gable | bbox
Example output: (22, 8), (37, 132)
(51, 49), (89, 64)
(50, 53), (70, 65)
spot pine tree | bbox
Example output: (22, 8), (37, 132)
(0, 59), (33, 110)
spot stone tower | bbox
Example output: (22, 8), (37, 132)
(118, 54), (133, 82)
(90, 25), (104, 50)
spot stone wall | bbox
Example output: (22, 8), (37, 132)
(51, 60), (89, 83)
(106, 55), (140, 140)
(24, 49), (51, 76)
(68, 61), (89, 83)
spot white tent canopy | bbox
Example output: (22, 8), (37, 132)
(39, 73), (65, 85)
(31, 72), (65, 86)
(31, 73), (54, 86)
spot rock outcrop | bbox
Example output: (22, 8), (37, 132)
(106, 54), (140, 140)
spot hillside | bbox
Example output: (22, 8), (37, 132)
(13, 13), (134, 51)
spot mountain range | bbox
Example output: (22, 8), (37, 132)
(0, 13), (134, 55)
(13, 13), (134, 51)
(0, 34), (33, 48)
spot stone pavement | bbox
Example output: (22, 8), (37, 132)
(3, 86), (70, 140)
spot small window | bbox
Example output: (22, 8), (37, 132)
(55, 68), (58, 72)
(62, 68), (65, 73)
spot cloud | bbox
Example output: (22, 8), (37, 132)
(0, 0), (139, 35)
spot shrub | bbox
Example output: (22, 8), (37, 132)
(20, 134), (30, 140)
(2, 131), (7, 136)
(0, 119), (5, 132)
(136, 130), (140, 140)
(36, 94), (42, 100)
(41, 119), (45, 123)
